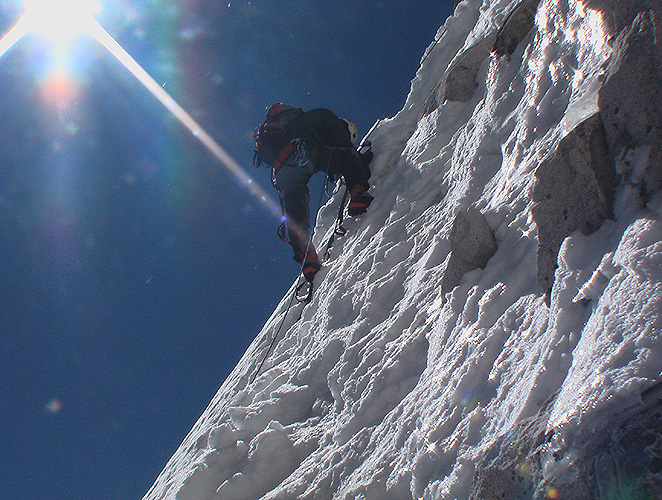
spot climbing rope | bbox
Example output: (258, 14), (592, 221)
(251, 150), (336, 382)
(251, 29), (449, 382)
(322, 188), (349, 262)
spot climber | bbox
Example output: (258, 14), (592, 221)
(254, 103), (374, 282)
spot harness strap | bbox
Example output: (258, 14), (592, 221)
(274, 142), (296, 171)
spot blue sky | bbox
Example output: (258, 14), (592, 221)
(0, 1), (454, 498)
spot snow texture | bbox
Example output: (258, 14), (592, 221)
(144, 0), (662, 498)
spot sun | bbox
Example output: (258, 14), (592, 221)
(0, 0), (282, 220)
(22, 0), (101, 42)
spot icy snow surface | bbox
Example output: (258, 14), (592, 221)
(144, 1), (662, 499)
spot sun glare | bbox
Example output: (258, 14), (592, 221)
(0, 1), (283, 220)
(22, 0), (101, 41)
(87, 19), (282, 217)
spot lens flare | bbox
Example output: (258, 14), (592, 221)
(85, 19), (282, 218)
(0, 17), (31, 59)
(40, 69), (80, 103)
(22, 0), (101, 41)
(545, 486), (560, 499)
(0, 3), (283, 221)
(45, 398), (64, 414)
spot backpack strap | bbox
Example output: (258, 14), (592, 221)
(253, 107), (305, 169)
(274, 141), (296, 171)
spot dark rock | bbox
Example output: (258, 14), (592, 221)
(532, 114), (613, 294)
(470, 386), (662, 500)
(442, 34), (496, 103)
(492, 0), (542, 57)
(421, 81), (443, 117)
(469, 397), (555, 500)
(598, 10), (662, 197)
(584, 0), (662, 36)
(553, 385), (662, 499)
(441, 207), (497, 296)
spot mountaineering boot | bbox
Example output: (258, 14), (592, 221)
(348, 183), (374, 216)
(302, 251), (321, 282)
(303, 259), (321, 282)
(295, 248), (321, 282)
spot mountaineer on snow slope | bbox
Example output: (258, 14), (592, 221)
(254, 103), (374, 283)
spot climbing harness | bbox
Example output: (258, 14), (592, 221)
(251, 30), (449, 383)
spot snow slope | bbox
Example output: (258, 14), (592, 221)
(144, 0), (662, 498)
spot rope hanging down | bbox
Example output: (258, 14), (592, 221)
(251, 29), (448, 383)
(251, 151), (335, 382)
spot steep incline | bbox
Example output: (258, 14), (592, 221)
(145, 1), (662, 498)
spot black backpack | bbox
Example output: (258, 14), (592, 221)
(253, 104), (304, 168)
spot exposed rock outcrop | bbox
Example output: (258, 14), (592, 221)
(441, 207), (497, 296)
(585, 0), (662, 35)
(598, 10), (662, 198)
(443, 34), (496, 103)
(425, 0), (542, 115)
(492, 0), (541, 58)
(532, 114), (613, 294)
(470, 385), (662, 500)
(469, 396), (554, 500)
(422, 33), (496, 115)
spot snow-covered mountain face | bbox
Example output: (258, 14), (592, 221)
(144, 1), (662, 499)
